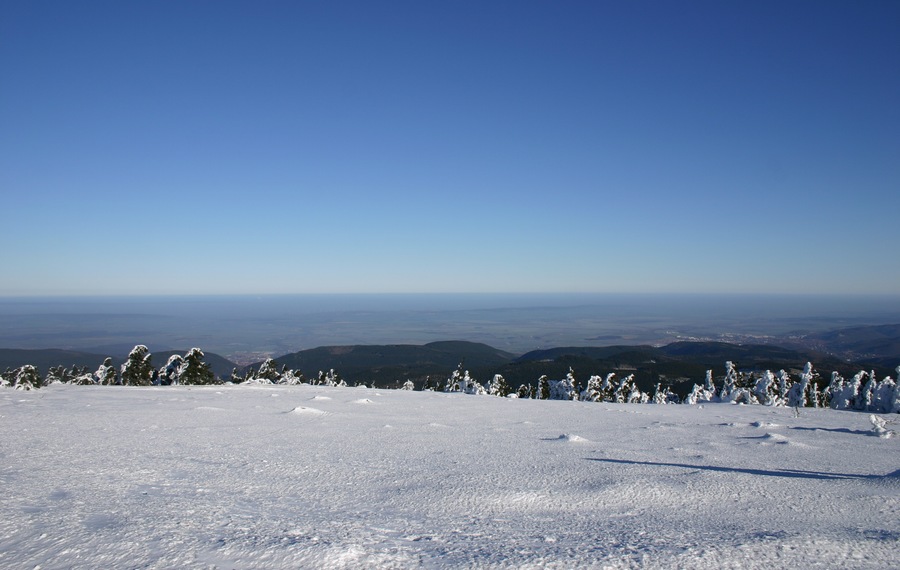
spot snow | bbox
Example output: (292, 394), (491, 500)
(2, 384), (898, 569)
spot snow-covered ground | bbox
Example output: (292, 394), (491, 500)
(2, 384), (897, 569)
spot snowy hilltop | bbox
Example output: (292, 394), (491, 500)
(1, 383), (898, 569)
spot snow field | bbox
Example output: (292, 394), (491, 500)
(1, 384), (897, 569)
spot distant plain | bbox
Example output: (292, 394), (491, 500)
(3, 294), (900, 364)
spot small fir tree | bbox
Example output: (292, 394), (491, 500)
(14, 365), (42, 390)
(121, 345), (153, 386)
(180, 348), (216, 385)
(95, 358), (118, 385)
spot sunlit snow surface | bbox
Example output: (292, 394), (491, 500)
(2, 385), (898, 569)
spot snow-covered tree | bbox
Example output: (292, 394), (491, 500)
(787, 362), (816, 408)
(279, 369), (306, 385)
(180, 348), (216, 385)
(423, 376), (440, 391)
(487, 374), (511, 397)
(255, 359), (281, 383)
(652, 383), (679, 404)
(400, 379), (416, 391)
(704, 369), (717, 400)
(614, 374), (638, 403)
(95, 358), (117, 385)
(516, 382), (534, 399)
(43, 365), (67, 385)
(121, 345), (153, 386)
(719, 362), (737, 402)
(581, 375), (604, 402)
(549, 369), (579, 400)
(537, 375), (550, 400)
(13, 365), (41, 390)
(684, 371), (716, 405)
(159, 354), (185, 385)
(753, 370), (777, 406)
(70, 372), (96, 385)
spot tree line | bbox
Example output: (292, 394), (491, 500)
(3, 345), (899, 415)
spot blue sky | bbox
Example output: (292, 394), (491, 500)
(2, 1), (898, 296)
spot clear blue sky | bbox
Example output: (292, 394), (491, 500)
(2, 1), (898, 296)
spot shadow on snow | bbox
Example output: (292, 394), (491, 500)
(585, 457), (896, 481)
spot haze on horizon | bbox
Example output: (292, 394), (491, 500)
(2, 1), (898, 297)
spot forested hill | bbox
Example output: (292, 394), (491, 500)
(3, 331), (900, 395)
(264, 341), (516, 387)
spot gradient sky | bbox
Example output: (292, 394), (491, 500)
(2, 1), (898, 296)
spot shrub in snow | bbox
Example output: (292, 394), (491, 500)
(121, 345), (153, 386)
(279, 369), (306, 385)
(400, 379), (416, 391)
(70, 373), (96, 385)
(870, 415), (896, 438)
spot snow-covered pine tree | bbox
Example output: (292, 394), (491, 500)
(549, 369), (578, 400)
(463, 370), (486, 395)
(280, 369), (306, 385)
(652, 383), (679, 404)
(720, 361), (738, 402)
(121, 345), (153, 386)
(704, 369), (717, 400)
(516, 382), (533, 399)
(614, 374), (637, 403)
(753, 370), (777, 406)
(889, 367), (900, 413)
(160, 354), (185, 385)
(652, 383), (666, 404)
(537, 375), (550, 400)
(582, 375), (605, 402)
(95, 357), (117, 385)
(401, 379), (416, 390)
(180, 348), (216, 385)
(444, 365), (464, 392)
(787, 362), (816, 408)
(43, 365), (67, 385)
(487, 374), (511, 397)
(255, 359), (281, 383)
(13, 365), (41, 390)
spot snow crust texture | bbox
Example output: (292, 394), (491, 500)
(1, 385), (898, 569)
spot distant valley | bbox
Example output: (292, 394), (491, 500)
(3, 323), (899, 396)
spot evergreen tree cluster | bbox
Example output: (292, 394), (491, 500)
(4, 347), (900, 415)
